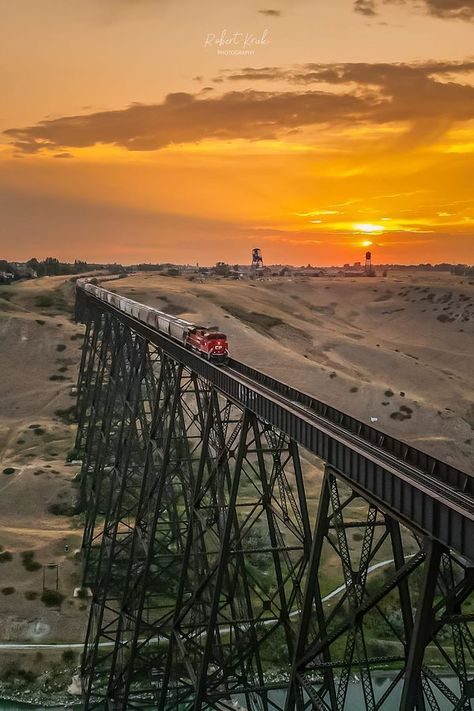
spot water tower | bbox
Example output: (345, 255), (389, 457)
(251, 248), (264, 273)
(365, 251), (372, 275)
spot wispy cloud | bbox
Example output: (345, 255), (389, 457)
(258, 9), (282, 16)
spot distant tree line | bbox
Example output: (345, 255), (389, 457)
(375, 263), (474, 274)
(0, 257), (124, 280)
(25, 257), (105, 277)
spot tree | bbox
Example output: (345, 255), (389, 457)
(214, 262), (230, 277)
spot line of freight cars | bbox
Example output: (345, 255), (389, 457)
(78, 280), (229, 363)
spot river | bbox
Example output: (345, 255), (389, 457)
(0, 676), (462, 709)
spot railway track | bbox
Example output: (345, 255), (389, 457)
(223, 363), (474, 521)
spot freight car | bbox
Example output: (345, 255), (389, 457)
(78, 280), (229, 364)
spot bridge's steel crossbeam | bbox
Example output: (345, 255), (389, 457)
(75, 289), (474, 711)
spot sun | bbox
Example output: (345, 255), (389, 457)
(361, 240), (373, 247)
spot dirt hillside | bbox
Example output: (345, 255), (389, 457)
(111, 270), (474, 473)
(0, 275), (86, 650)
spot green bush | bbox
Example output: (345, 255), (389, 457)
(3, 467), (15, 475)
(24, 590), (39, 600)
(2, 587), (15, 595)
(62, 649), (75, 663)
(41, 589), (65, 607)
(0, 551), (13, 563)
(56, 344), (67, 352)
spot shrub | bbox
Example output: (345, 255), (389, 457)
(33, 427), (45, 436)
(35, 295), (54, 308)
(49, 374), (67, 381)
(54, 406), (76, 424)
(66, 448), (79, 462)
(76, 587), (90, 600)
(2, 587), (15, 595)
(350, 386), (358, 393)
(36, 319), (46, 325)
(56, 344), (67, 352)
(0, 551), (13, 563)
(25, 591), (39, 600)
(385, 389), (394, 397)
(41, 589), (65, 607)
(21, 550), (41, 572)
(3, 467), (15, 475)
(49, 501), (76, 516)
(62, 649), (75, 663)
(18, 669), (37, 683)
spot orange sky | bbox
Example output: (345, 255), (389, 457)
(0, 0), (473, 265)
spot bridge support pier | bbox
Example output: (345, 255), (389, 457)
(288, 467), (474, 711)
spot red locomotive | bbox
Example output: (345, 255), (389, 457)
(186, 327), (229, 363)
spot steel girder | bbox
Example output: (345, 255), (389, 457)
(75, 300), (474, 710)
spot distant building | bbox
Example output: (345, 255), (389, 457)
(296, 268), (326, 277)
(0, 271), (14, 284)
(9, 262), (37, 278)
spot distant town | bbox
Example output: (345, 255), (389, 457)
(1, 252), (473, 285)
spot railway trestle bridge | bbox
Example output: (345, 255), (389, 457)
(75, 286), (474, 710)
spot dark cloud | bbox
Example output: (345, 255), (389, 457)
(5, 60), (474, 154)
(354, 0), (474, 21)
(4, 90), (368, 154)
(421, 0), (474, 20)
(354, 0), (377, 16)
(216, 61), (474, 139)
(258, 9), (282, 16)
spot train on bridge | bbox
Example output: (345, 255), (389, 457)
(79, 280), (230, 364)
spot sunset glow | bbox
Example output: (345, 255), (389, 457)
(0, 0), (473, 265)
(354, 225), (385, 235)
